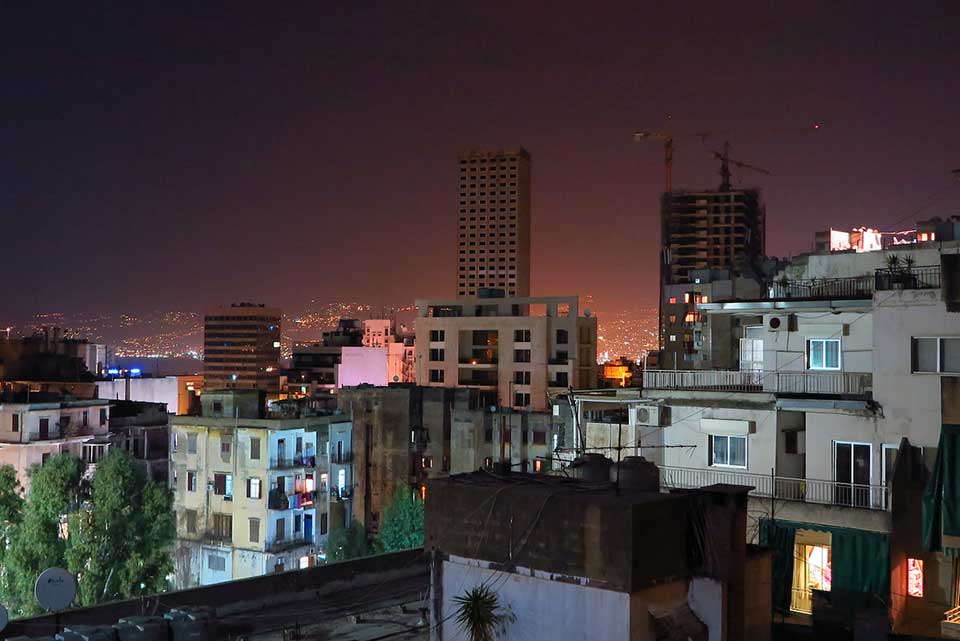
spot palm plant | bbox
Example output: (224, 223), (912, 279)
(885, 254), (901, 271)
(903, 254), (915, 271)
(453, 584), (515, 641)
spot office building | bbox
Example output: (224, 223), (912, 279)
(203, 304), (281, 398)
(457, 147), (531, 297)
(414, 293), (597, 411)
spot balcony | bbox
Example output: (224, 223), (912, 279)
(458, 357), (498, 366)
(659, 466), (888, 511)
(330, 452), (353, 465)
(767, 275), (874, 300)
(268, 490), (318, 511)
(874, 265), (941, 291)
(265, 536), (312, 553)
(270, 455), (316, 470)
(548, 357), (570, 365)
(643, 369), (872, 397)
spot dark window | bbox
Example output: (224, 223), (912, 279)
(514, 329), (531, 342)
(294, 514), (302, 533)
(187, 433), (197, 454)
(212, 513), (232, 539)
(484, 429), (493, 443)
(320, 512), (328, 535)
(250, 437), (261, 460)
(99, 409), (108, 426)
(429, 369), (444, 383)
(429, 330), (445, 341)
(532, 431), (547, 445)
(249, 518), (260, 543)
(556, 329), (568, 344)
(514, 371), (530, 385)
(185, 509), (197, 534)
(514, 349), (531, 363)
(429, 348), (445, 361)
(11, 414), (18, 433)
(187, 471), (197, 492)
(785, 431), (799, 455)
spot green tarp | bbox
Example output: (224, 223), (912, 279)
(922, 424), (960, 551)
(759, 518), (889, 612)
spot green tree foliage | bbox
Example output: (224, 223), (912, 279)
(326, 522), (371, 562)
(0, 465), (25, 608)
(66, 449), (175, 606)
(374, 486), (424, 553)
(5, 454), (83, 616)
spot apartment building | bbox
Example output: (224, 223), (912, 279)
(203, 304), (281, 398)
(170, 391), (348, 588)
(638, 236), (960, 633)
(414, 294), (597, 412)
(0, 392), (111, 492)
(456, 147), (531, 297)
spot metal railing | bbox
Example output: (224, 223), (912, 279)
(766, 371), (872, 396)
(767, 275), (874, 300)
(659, 465), (888, 511)
(643, 369), (763, 391)
(874, 265), (941, 291)
(270, 455), (316, 469)
(458, 357), (498, 365)
(265, 536), (312, 553)
(944, 605), (960, 624)
(644, 370), (872, 396)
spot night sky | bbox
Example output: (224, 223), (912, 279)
(2, 2), (958, 317)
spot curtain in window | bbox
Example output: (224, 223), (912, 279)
(760, 518), (795, 613)
(922, 424), (960, 552)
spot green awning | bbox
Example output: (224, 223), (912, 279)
(759, 518), (889, 611)
(922, 424), (960, 552)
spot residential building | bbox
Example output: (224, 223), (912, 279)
(0, 391), (111, 493)
(0, 327), (105, 381)
(639, 235), (960, 631)
(170, 390), (348, 588)
(107, 400), (170, 482)
(414, 293), (597, 412)
(457, 147), (531, 297)
(203, 304), (281, 398)
(425, 464), (772, 641)
(337, 385), (556, 536)
(599, 357), (640, 388)
(282, 319), (366, 398)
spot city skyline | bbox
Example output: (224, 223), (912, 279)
(2, 3), (958, 317)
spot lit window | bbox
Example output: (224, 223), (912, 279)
(702, 296), (709, 303)
(684, 292), (691, 304)
(534, 460), (543, 473)
(908, 558), (923, 597)
(419, 485), (427, 501)
(668, 297), (677, 304)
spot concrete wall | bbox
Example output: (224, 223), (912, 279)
(96, 377), (179, 412)
(762, 310), (872, 374)
(337, 347), (389, 388)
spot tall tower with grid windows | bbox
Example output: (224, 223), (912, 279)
(456, 147), (531, 297)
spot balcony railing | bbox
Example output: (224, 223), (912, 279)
(643, 370), (872, 397)
(330, 452), (352, 465)
(270, 455), (316, 469)
(659, 465), (888, 511)
(265, 536), (312, 553)
(874, 265), (941, 291)
(766, 275), (874, 300)
(458, 357), (499, 365)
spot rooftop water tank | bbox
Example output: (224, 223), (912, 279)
(615, 456), (660, 492)
(569, 453), (613, 483)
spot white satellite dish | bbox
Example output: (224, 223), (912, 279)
(584, 308), (592, 318)
(393, 375), (400, 382)
(35, 567), (76, 612)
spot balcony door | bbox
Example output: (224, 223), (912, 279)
(834, 441), (871, 507)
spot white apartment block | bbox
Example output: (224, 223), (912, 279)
(639, 239), (960, 621)
(414, 295), (597, 412)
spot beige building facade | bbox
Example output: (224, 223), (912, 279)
(414, 294), (597, 411)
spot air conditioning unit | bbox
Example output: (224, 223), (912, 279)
(765, 314), (796, 332)
(629, 405), (662, 427)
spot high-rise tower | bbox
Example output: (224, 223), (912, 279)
(456, 147), (531, 297)
(203, 303), (281, 397)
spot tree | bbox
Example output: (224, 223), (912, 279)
(374, 486), (423, 553)
(326, 523), (371, 562)
(0, 466), (25, 608)
(66, 449), (174, 606)
(5, 453), (83, 616)
(452, 585), (515, 641)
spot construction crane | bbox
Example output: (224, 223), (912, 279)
(632, 130), (716, 193)
(711, 141), (771, 191)
(634, 123), (820, 193)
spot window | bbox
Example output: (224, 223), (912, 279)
(532, 431), (547, 445)
(534, 460), (544, 473)
(220, 438), (232, 458)
(710, 435), (747, 468)
(249, 518), (260, 543)
(807, 338), (841, 370)
(484, 457), (493, 468)
(514, 349), (531, 363)
(187, 433), (197, 454)
(429, 330), (445, 341)
(429, 348), (445, 361)
(514, 371), (530, 385)
(207, 554), (226, 572)
(514, 329), (531, 342)
(250, 437), (261, 460)
(185, 509), (197, 534)
(668, 314), (677, 324)
(422, 456), (433, 469)
(668, 297), (677, 304)
(834, 441), (871, 507)
(82, 411), (88, 427)
(320, 513), (328, 535)
(99, 408), (108, 426)
(556, 329), (568, 344)
(785, 431), (799, 455)
(213, 473), (233, 498)
(171, 432), (178, 452)
(276, 518), (286, 542)
(429, 369), (444, 383)
(247, 477), (262, 499)
(187, 471), (197, 492)
(912, 337), (960, 373)
(212, 513), (232, 539)
(484, 428), (493, 443)
(908, 558), (924, 597)
(294, 514), (302, 533)
(514, 392), (531, 407)
(553, 372), (568, 387)
(11, 414), (18, 433)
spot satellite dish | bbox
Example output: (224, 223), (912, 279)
(35, 567), (76, 611)
(584, 308), (592, 318)
(0, 604), (7, 632)
(393, 375), (400, 382)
